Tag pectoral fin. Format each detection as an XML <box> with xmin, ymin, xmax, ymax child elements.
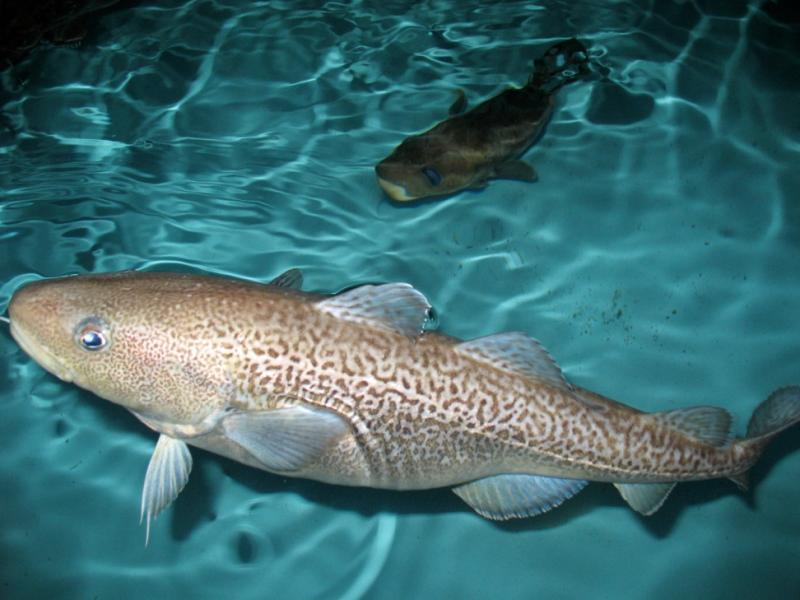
<box><xmin>222</xmin><ymin>405</ymin><xmax>350</xmax><ymax>472</ymax></box>
<box><xmin>493</xmin><ymin>160</ymin><xmax>538</xmax><ymax>182</ymax></box>
<box><xmin>140</xmin><ymin>434</ymin><xmax>192</xmax><ymax>546</ymax></box>
<box><xmin>453</xmin><ymin>474</ymin><xmax>587</xmax><ymax>520</ymax></box>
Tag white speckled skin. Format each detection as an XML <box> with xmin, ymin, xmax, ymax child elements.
<box><xmin>9</xmin><ymin>272</ymin><xmax>762</xmax><ymax>491</ymax></box>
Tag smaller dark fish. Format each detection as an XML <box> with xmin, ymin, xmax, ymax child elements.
<box><xmin>375</xmin><ymin>38</ymin><xmax>591</xmax><ymax>202</ymax></box>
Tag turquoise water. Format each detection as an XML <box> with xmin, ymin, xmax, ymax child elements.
<box><xmin>1</xmin><ymin>0</ymin><xmax>799</xmax><ymax>598</ymax></box>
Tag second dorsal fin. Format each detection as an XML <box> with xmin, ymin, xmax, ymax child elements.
<box><xmin>455</xmin><ymin>332</ymin><xmax>572</xmax><ymax>392</ymax></box>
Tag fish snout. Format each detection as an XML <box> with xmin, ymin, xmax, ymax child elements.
<box><xmin>8</xmin><ymin>280</ymin><xmax>78</xmax><ymax>382</ymax></box>
<box><xmin>8</xmin><ymin>280</ymin><xmax>58</xmax><ymax>328</ymax></box>
<box><xmin>375</xmin><ymin>162</ymin><xmax>416</xmax><ymax>202</ymax></box>
<box><xmin>374</xmin><ymin>161</ymin><xmax>389</xmax><ymax>180</ymax></box>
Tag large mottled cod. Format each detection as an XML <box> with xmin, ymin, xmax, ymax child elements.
<box><xmin>5</xmin><ymin>270</ymin><xmax>800</xmax><ymax>542</ymax></box>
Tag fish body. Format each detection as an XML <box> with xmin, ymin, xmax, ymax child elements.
<box><xmin>7</xmin><ymin>271</ymin><xmax>800</xmax><ymax>537</ymax></box>
<box><xmin>375</xmin><ymin>38</ymin><xmax>591</xmax><ymax>202</ymax></box>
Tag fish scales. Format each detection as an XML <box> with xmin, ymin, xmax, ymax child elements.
<box><xmin>7</xmin><ymin>270</ymin><xmax>799</xmax><ymax>535</ymax></box>
<box><xmin>152</xmin><ymin>281</ymin><xmax>754</xmax><ymax>488</ymax></box>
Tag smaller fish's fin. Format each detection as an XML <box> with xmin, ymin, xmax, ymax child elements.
<box><xmin>470</xmin><ymin>179</ymin><xmax>489</xmax><ymax>191</ymax></box>
<box><xmin>648</xmin><ymin>406</ymin><xmax>733</xmax><ymax>447</ymax></box>
<box><xmin>456</xmin><ymin>332</ymin><xmax>572</xmax><ymax>392</ymax></box>
<box><xmin>317</xmin><ymin>283</ymin><xmax>431</xmax><ymax>338</ymax></box>
<box><xmin>453</xmin><ymin>474</ymin><xmax>587</xmax><ymax>520</ymax></box>
<box><xmin>270</xmin><ymin>268</ymin><xmax>303</xmax><ymax>290</ymax></box>
<box><xmin>614</xmin><ymin>482</ymin><xmax>676</xmax><ymax>516</ymax></box>
<box><xmin>448</xmin><ymin>89</ymin><xmax>468</xmax><ymax>115</ymax></box>
<box><xmin>493</xmin><ymin>160</ymin><xmax>538</xmax><ymax>182</ymax></box>
<box><xmin>140</xmin><ymin>434</ymin><xmax>193</xmax><ymax>546</ymax></box>
<box><xmin>222</xmin><ymin>405</ymin><xmax>349</xmax><ymax>472</ymax></box>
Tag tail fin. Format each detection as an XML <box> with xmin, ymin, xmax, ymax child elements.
<box><xmin>528</xmin><ymin>38</ymin><xmax>590</xmax><ymax>93</ymax></box>
<box><xmin>729</xmin><ymin>386</ymin><xmax>800</xmax><ymax>490</ymax></box>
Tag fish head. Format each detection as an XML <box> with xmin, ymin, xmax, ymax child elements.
<box><xmin>8</xmin><ymin>272</ymin><xmax>231</xmax><ymax>424</ymax></box>
<box><xmin>375</xmin><ymin>133</ymin><xmax>486</xmax><ymax>202</ymax></box>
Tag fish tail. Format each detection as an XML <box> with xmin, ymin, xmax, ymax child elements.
<box><xmin>728</xmin><ymin>386</ymin><xmax>800</xmax><ymax>489</ymax></box>
<box><xmin>528</xmin><ymin>38</ymin><xmax>590</xmax><ymax>92</ymax></box>
<box><xmin>614</xmin><ymin>387</ymin><xmax>800</xmax><ymax>515</ymax></box>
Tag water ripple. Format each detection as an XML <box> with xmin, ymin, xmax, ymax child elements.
<box><xmin>1</xmin><ymin>1</ymin><xmax>799</xmax><ymax>598</ymax></box>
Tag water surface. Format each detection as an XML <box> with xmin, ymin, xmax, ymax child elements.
<box><xmin>1</xmin><ymin>1</ymin><xmax>798</xmax><ymax>598</ymax></box>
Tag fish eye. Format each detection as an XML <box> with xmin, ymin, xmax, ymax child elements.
<box><xmin>421</xmin><ymin>166</ymin><xmax>442</xmax><ymax>186</ymax></box>
<box><xmin>74</xmin><ymin>319</ymin><xmax>110</xmax><ymax>352</ymax></box>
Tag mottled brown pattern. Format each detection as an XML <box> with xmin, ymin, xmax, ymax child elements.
<box><xmin>9</xmin><ymin>272</ymin><xmax>764</xmax><ymax>492</ymax></box>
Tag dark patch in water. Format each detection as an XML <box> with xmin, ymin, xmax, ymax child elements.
<box><xmin>54</xmin><ymin>418</ymin><xmax>69</xmax><ymax>437</ymax></box>
<box><xmin>587</xmin><ymin>82</ymin><xmax>655</xmax><ymax>125</ymax></box>
<box><xmin>761</xmin><ymin>0</ymin><xmax>800</xmax><ymax>25</ymax></box>
<box><xmin>236</xmin><ymin>532</ymin><xmax>256</xmax><ymax>564</ymax></box>
<box><xmin>170</xmin><ymin>456</ymin><xmax>215</xmax><ymax>541</ymax></box>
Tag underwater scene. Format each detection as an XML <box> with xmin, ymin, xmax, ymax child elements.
<box><xmin>1</xmin><ymin>0</ymin><xmax>799</xmax><ymax>598</ymax></box>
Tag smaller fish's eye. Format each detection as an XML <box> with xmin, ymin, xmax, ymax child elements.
<box><xmin>421</xmin><ymin>166</ymin><xmax>442</xmax><ymax>186</ymax></box>
<box><xmin>74</xmin><ymin>318</ymin><xmax>109</xmax><ymax>352</ymax></box>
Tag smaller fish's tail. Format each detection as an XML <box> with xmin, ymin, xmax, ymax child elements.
<box><xmin>728</xmin><ymin>386</ymin><xmax>800</xmax><ymax>490</ymax></box>
<box><xmin>528</xmin><ymin>38</ymin><xmax>590</xmax><ymax>93</ymax></box>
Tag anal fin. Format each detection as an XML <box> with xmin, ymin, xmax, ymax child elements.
<box><xmin>614</xmin><ymin>482</ymin><xmax>676</xmax><ymax>516</ymax></box>
<box><xmin>453</xmin><ymin>474</ymin><xmax>587</xmax><ymax>520</ymax></box>
<box><xmin>728</xmin><ymin>472</ymin><xmax>749</xmax><ymax>491</ymax></box>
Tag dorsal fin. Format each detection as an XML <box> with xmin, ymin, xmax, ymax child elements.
<box><xmin>269</xmin><ymin>268</ymin><xmax>303</xmax><ymax>290</ymax></box>
<box><xmin>316</xmin><ymin>283</ymin><xmax>431</xmax><ymax>338</ymax></box>
<box><xmin>648</xmin><ymin>406</ymin><xmax>733</xmax><ymax>447</ymax></box>
<box><xmin>455</xmin><ymin>332</ymin><xmax>572</xmax><ymax>392</ymax></box>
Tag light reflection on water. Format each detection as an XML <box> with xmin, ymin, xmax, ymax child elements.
<box><xmin>0</xmin><ymin>1</ymin><xmax>798</xmax><ymax>598</ymax></box>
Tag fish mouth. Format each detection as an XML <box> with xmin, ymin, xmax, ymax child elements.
<box><xmin>377</xmin><ymin>177</ymin><xmax>417</xmax><ymax>202</ymax></box>
<box><xmin>9</xmin><ymin>318</ymin><xmax>75</xmax><ymax>384</ymax></box>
